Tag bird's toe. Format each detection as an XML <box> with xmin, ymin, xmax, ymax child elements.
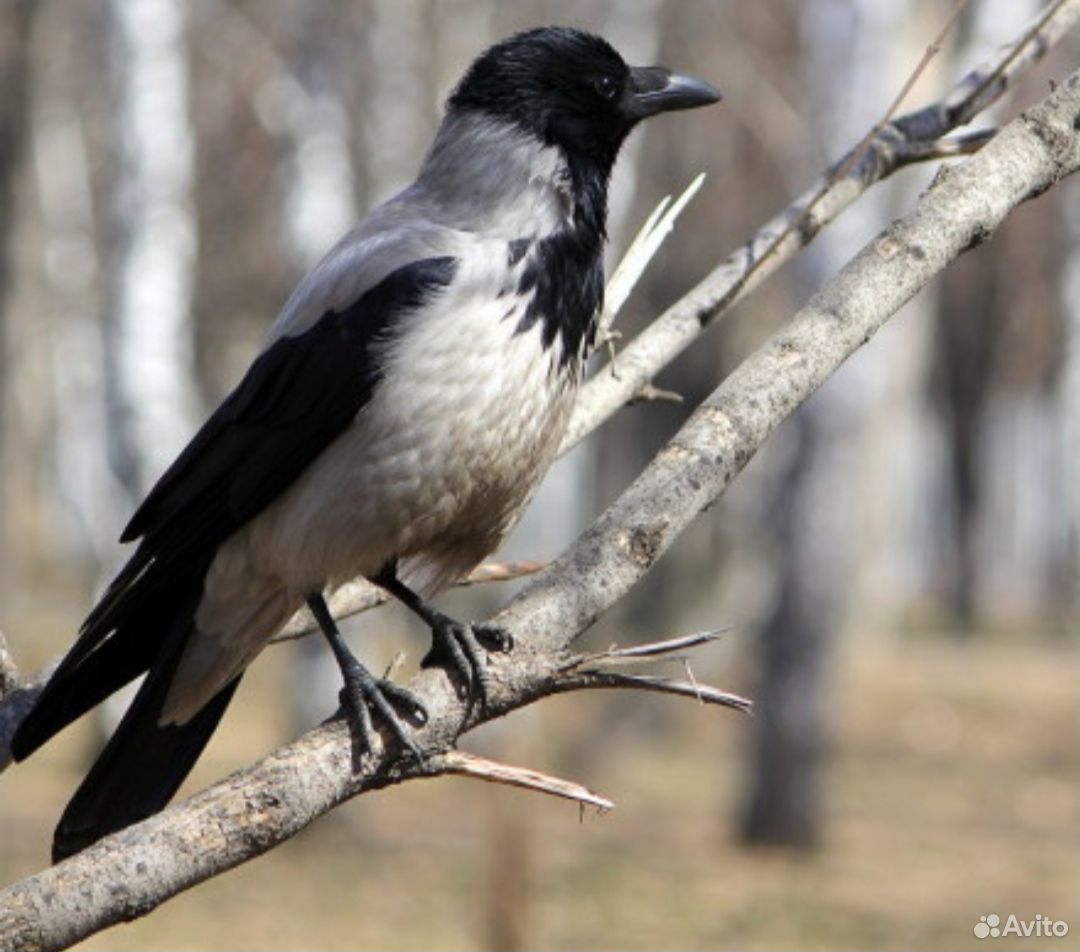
<box><xmin>339</xmin><ymin>670</ymin><xmax>426</xmax><ymax>761</ymax></box>
<box><xmin>421</xmin><ymin>618</ymin><xmax>508</xmax><ymax>705</ymax></box>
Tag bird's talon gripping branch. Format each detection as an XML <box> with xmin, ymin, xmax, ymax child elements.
<box><xmin>339</xmin><ymin>671</ymin><xmax>427</xmax><ymax>761</ymax></box>
<box><xmin>419</xmin><ymin>619</ymin><xmax>511</xmax><ymax>705</ymax></box>
<box><xmin>378</xmin><ymin>679</ymin><xmax>430</xmax><ymax>726</ymax></box>
<box><xmin>475</xmin><ymin>623</ymin><xmax>513</xmax><ymax>654</ymax></box>
<box><xmin>422</xmin><ymin>621</ymin><xmax>476</xmax><ymax>695</ymax></box>
<box><xmin>311</xmin><ymin>594</ymin><xmax>426</xmax><ymax>759</ymax></box>
<box><xmin>372</xmin><ymin>563</ymin><xmax>512</xmax><ymax>703</ymax></box>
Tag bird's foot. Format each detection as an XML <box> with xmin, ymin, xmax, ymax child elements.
<box><xmin>421</xmin><ymin>614</ymin><xmax>513</xmax><ymax>705</ymax></box>
<box><xmin>337</xmin><ymin>656</ymin><xmax>428</xmax><ymax>761</ymax></box>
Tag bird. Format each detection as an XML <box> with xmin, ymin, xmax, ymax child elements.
<box><xmin>11</xmin><ymin>25</ymin><xmax>720</xmax><ymax>862</ymax></box>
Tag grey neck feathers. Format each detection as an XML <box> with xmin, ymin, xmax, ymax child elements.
<box><xmin>415</xmin><ymin>112</ymin><xmax>573</xmax><ymax>237</ymax></box>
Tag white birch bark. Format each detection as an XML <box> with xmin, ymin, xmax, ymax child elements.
<box><xmin>33</xmin><ymin>75</ymin><xmax>129</xmax><ymax>561</ymax></box>
<box><xmin>798</xmin><ymin>0</ymin><xmax>934</xmax><ymax>627</ymax></box>
<box><xmin>96</xmin><ymin>0</ymin><xmax>199</xmax><ymax>736</ymax></box>
<box><xmin>106</xmin><ymin>0</ymin><xmax>198</xmax><ymax>496</ymax></box>
<box><xmin>281</xmin><ymin>23</ymin><xmax>356</xmax><ymax>269</ymax></box>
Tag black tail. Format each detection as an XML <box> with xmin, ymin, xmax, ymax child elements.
<box><xmin>11</xmin><ymin>547</ymin><xmax>242</xmax><ymax>861</ymax></box>
<box><xmin>11</xmin><ymin>549</ymin><xmax>213</xmax><ymax>762</ymax></box>
<box><xmin>52</xmin><ymin>670</ymin><xmax>240</xmax><ymax>862</ymax></box>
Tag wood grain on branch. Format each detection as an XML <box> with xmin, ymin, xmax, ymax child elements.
<box><xmin>2</xmin><ymin>56</ymin><xmax>1076</xmax><ymax>951</ymax></box>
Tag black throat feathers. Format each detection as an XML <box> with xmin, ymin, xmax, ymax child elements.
<box><xmin>513</xmin><ymin>153</ymin><xmax>608</xmax><ymax>369</ymax></box>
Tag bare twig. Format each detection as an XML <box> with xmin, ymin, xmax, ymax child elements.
<box><xmin>894</xmin><ymin>128</ymin><xmax>998</xmax><ymax>162</ymax></box>
<box><xmin>558</xmin><ymin>629</ymin><xmax>731</xmax><ymax>669</ymax></box>
<box><xmin>629</xmin><ymin>384</ymin><xmax>682</xmax><ymax>405</ymax></box>
<box><xmin>552</xmin><ymin>670</ymin><xmax>752</xmax><ymax>713</ymax></box>
<box><xmin>836</xmin><ymin>0</ymin><xmax>973</xmax><ymax>175</ymax></box>
<box><xmin>940</xmin><ymin>0</ymin><xmax>1077</xmax><ymax>123</ymax></box>
<box><xmin>431</xmin><ymin>751</ymin><xmax>614</xmax><ymax>812</ymax></box>
<box><xmin>553</xmin><ymin>629</ymin><xmax>748</xmax><ymax>711</ymax></box>
<box><xmin>592</xmin><ymin>174</ymin><xmax>707</xmax><ymax>377</ymax></box>
<box><xmin>602</xmin><ymin>173</ymin><xmax>707</xmax><ymax>331</ymax></box>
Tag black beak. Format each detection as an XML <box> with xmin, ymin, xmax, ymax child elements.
<box><xmin>625</xmin><ymin>66</ymin><xmax>722</xmax><ymax>120</ymax></box>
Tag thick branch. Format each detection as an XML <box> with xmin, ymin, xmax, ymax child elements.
<box><xmin>2</xmin><ymin>65</ymin><xmax>1076</xmax><ymax>952</ymax></box>
<box><xmin>560</xmin><ymin>0</ymin><xmax>1080</xmax><ymax>452</ymax></box>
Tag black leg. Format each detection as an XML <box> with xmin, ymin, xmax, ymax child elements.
<box><xmin>370</xmin><ymin>563</ymin><xmax>513</xmax><ymax>703</ymax></box>
<box><xmin>306</xmin><ymin>593</ymin><xmax>426</xmax><ymax>759</ymax></box>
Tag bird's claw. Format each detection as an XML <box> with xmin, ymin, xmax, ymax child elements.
<box><xmin>338</xmin><ymin>666</ymin><xmax>427</xmax><ymax>762</ymax></box>
<box><xmin>421</xmin><ymin>620</ymin><xmax>512</xmax><ymax>704</ymax></box>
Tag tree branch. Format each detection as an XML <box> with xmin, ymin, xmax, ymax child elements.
<box><xmin>2</xmin><ymin>57</ymin><xmax>1076</xmax><ymax>950</ymax></box>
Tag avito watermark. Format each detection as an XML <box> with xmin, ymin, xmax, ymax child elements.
<box><xmin>975</xmin><ymin>914</ymin><xmax>1069</xmax><ymax>940</ymax></box>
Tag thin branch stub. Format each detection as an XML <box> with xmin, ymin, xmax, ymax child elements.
<box><xmin>433</xmin><ymin>750</ymin><xmax>614</xmax><ymax>813</ymax></box>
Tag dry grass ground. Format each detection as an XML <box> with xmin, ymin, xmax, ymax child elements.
<box><xmin>1</xmin><ymin>610</ymin><xmax>1076</xmax><ymax>951</ymax></box>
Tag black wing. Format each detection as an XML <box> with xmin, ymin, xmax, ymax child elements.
<box><xmin>11</xmin><ymin>255</ymin><xmax>457</xmax><ymax>760</ymax></box>
<box><xmin>127</xmin><ymin>254</ymin><xmax>459</xmax><ymax>551</ymax></box>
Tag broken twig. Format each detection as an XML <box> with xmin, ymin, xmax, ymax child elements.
<box><xmin>431</xmin><ymin>750</ymin><xmax>614</xmax><ymax>812</ymax></box>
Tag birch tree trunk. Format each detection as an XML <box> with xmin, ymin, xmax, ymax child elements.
<box><xmin>32</xmin><ymin>7</ymin><xmax>129</xmax><ymax>565</ymax></box>
<box><xmin>739</xmin><ymin>0</ymin><xmax>916</xmax><ymax>848</ymax></box>
<box><xmin>96</xmin><ymin>0</ymin><xmax>198</xmax><ymax>738</ymax></box>
<box><xmin>0</xmin><ymin>0</ymin><xmax>35</xmax><ymax>557</ymax></box>
<box><xmin>103</xmin><ymin>0</ymin><xmax>198</xmax><ymax>500</ymax></box>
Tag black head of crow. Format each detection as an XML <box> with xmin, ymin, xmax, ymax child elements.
<box><xmin>11</xmin><ymin>26</ymin><xmax>720</xmax><ymax>862</ymax></box>
<box><xmin>450</xmin><ymin>26</ymin><xmax>719</xmax><ymax>183</ymax></box>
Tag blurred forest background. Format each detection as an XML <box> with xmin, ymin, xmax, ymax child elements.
<box><xmin>0</xmin><ymin>0</ymin><xmax>1077</xmax><ymax>950</ymax></box>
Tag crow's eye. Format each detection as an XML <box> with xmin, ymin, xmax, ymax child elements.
<box><xmin>593</xmin><ymin>75</ymin><xmax>619</xmax><ymax>101</ymax></box>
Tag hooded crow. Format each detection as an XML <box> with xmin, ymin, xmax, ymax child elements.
<box><xmin>12</xmin><ymin>25</ymin><xmax>720</xmax><ymax>861</ymax></box>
